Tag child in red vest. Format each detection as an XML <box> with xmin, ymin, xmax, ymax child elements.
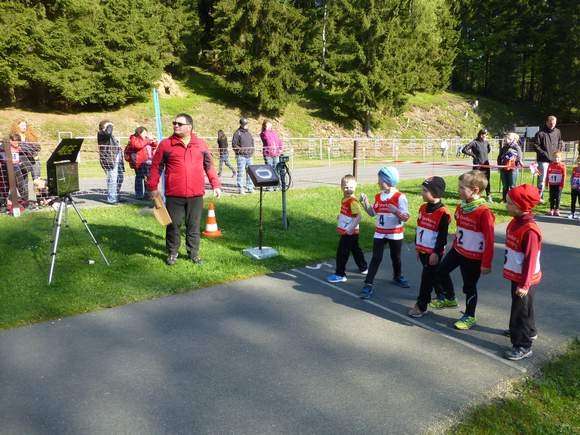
<box><xmin>326</xmin><ymin>174</ymin><xmax>368</xmax><ymax>283</ymax></box>
<box><xmin>408</xmin><ymin>176</ymin><xmax>451</xmax><ymax>317</ymax></box>
<box><xmin>432</xmin><ymin>170</ymin><xmax>495</xmax><ymax>330</ymax></box>
<box><xmin>503</xmin><ymin>184</ymin><xmax>542</xmax><ymax>360</ymax></box>
<box><xmin>545</xmin><ymin>151</ymin><xmax>566</xmax><ymax>216</ymax></box>
<box><xmin>569</xmin><ymin>156</ymin><xmax>580</xmax><ymax>219</ymax></box>
<box><xmin>359</xmin><ymin>166</ymin><xmax>410</xmax><ymax>299</ymax></box>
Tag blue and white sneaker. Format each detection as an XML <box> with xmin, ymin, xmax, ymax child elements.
<box><xmin>326</xmin><ymin>274</ymin><xmax>347</xmax><ymax>283</ymax></box>
<box><xmin>359</xmin><ymin>284</ymin><xmax>374</xmax><ymax>299</ymax></box>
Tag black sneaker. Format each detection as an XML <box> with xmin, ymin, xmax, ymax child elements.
<box><xmin>166</xmin><ymin>253</ymin><xmax>178</xmax><ymax>266</ymax></box>
<box><xmin>504</xmin><ymin>346</ymin><xmax>533</xmax><ymax>361</ymax></box>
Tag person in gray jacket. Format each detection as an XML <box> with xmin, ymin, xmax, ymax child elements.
<box><xmin>232</xmin><ymin>118</ymin><xmax>255</xmax><ymax>194</ymax></box>
<box><xmin>97</xmin><ymin>120</ymin><xmax>124</xmax><ymax>204</ymax></box>
<box><xmin>462</xmin><ymin>128</ymin><xmax>493</xmax><ymax>202</ymax></box>
<box><xmin>533</xmin><ymin>115</ymin><xmax>563</xmax><ymax>202</ymax></box>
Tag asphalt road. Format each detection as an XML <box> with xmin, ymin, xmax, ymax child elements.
<box><xmin>1</xmin><ymin>217</ymin><xmax>578</xmax><ymax>434</ymax></box>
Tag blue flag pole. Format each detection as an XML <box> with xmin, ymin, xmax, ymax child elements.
<box><xmin>153</xmin><ymin>88</ymin><xmax>163</xmax><ymax>141</ymax></box>
<box><xmin>153</xmin><ymin>88</ymin><xmax>165</xmax><ymax>199</ymax></box>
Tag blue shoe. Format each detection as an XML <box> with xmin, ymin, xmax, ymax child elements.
<box><xmin>393</xmin><ymin>276</ymin><xmax>410</xmax><ymax>288</ymax></box>
<box><xmin>359</xmin><ymin>284</ymin><xmax>374</xmax><ymax>299</ymax></box>
<box><xmin>326</xmin><ymin>274</ymin><xmax>347</xmax><ymax>284</ymax></box>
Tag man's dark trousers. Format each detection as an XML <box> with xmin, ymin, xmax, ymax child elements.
<box><xmin>166</xmin><ymin>196</ymin><xmax>204</xmax><ymax>258</ymax></box>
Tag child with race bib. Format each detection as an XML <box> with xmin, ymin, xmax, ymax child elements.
<box><xmin>358</xmin><ymin>166</ymin><xmax>410</xmax><ymax>299</ymax></box>
<box><xmin>326</xmin><ymin>174</ymin><xmax>368</xmax><ymax>283</ymax></box>
<box><xmin>408</xmin><ymin>176</ymin><xmax>451</xmax><ymax>317</ymax></box>
<box><xmin>545</xmin><ymin>151</ymin><xmax>566</xmax><ymax>216</ymax></box>
<box><xmin>503</xmin><ymin>184</ymin><xmax>542</xmax><ymax>360</ymax></box>
<box><xmin>569</xmin><ymin>156</ymin><xmax>580</xmax><ymax>219</ymax></box>
<box><xmin>432</xmin><ymin>170</ymin><xmax>495</xmax><ymax>330</ymax></box>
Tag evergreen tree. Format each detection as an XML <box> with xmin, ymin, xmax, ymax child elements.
<box><xmin>452</xmin><ymin>0</ymin><xmax>578</xmax><ymax>121</ymax></box>
<box><xmin>211</xmin><ymin>0</ymin><xmax>306</xmax><ymax>114</ymax></box>
<box><xmin>321</xmin><ymin>0</ymin><xmax>457</xmax><ymax>134</ymax></box>
<box><xmin>0</xmin><ymin>0</ymin><xmax>188</xmax><ymax>109</ymax></box>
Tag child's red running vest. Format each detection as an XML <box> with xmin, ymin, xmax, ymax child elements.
<box><xmin>570</xmin><ymin>166</ymin><xmax>580</xmax><ymax>190</ymax></box>
<box><xmin>373</xmin><ymin>191</ymin><xmax>404</xmax><ymax>235</ymax></box>
<box><xmin>452</xmin><ymin>204</ymin><xmax>493</xmax><ymax>260</ymax></box>
<box><xmin>415</xmin><ymin>203</ymin><xmax>450</xmax><ymax>254</ymax></box>
<box><xmin>503</xmin><ymin>220</ymin><xmax>542</xmax><ymax>285</ymax></box>
<box><xmin>337</xmin><ymin>197</ymin><xmax>360</xmax><ymax>235</ymax></box>
<box><xmin>546</xmin><ymin>162</ymin><xmax>565</xmax><ymax>187</ymax></box>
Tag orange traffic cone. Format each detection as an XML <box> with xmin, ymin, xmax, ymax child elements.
<box><xmin>202</xmin><ymin>202</ymin><xmax>222</xmax><ymax>237</ymax></box>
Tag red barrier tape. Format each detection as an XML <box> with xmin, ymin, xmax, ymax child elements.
<box><xmin>371</xmin><ymin>158</ymin><xmax>532</xmax><ymax>171</ymax></box>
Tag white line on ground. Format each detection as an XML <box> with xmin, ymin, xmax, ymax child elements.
<box><xmin>281</xmin><ymin>272</ymin><xmax>297</xmax><ymax>278</ymax></box>
<box><xmin>291</xmin><ymin>268</ymin><xmax>527</xmax><ymax>374</ymax></box>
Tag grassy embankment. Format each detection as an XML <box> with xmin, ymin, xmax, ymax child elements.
<box><xmin>0</xmin><ymin>67</ymin><xmax>543</xmax><ymax>143</ymax></box>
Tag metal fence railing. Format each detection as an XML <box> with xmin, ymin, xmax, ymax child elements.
<box><xmin>45</xmin><ymin>134</ymin><xmax>578</xmax><ymax>167</ymax></box>
<box><xmin>1</xmin><ymin>132</ymin><xmax>578</xmax><ymax>212</ymax></box>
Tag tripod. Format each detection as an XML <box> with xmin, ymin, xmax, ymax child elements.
<box><xmin>48</xmin><ymin>194</ymin><xmax>110</xmax><ymax>285</ymax></box>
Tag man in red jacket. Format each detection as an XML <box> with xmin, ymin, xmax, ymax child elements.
<box><xmin>147</xmin><ymin>113</ymin><xmax>222</xmax><ymax>266</ymax></box>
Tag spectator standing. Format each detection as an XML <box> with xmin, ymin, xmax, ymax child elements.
<box><xmin>497</xmin><ymin>132</ymin><xmax>523</xmax><ymax>202</ymax></box>
<box><xmin>0</xmin><ymin>134</ymin><xmax>29</xmax><ymax>209</ymax></box>
<box><xmin>10</xmin><ymin>119</ymin><xmax>41</xmax><ymax>181</ymax></box>
<box><xmin>232</xmin><ymin>118</ymin><xmax>255</xmax><ymax>194</ymax></box>
<box><xmin>533</xmin><ymin>115</ymin><xmax>563</xmax><ymax>202</ymax></box>
<box><xmin>216</xmin><ymin>129</ymin><xmax>236</xmax><ymax>178</ymax></box>
<box><xmin>146</xmin><ymin>113</ymin><xmax>221</xmax><ymax>266</ymax></box>
<box><xmin>439</xmin><ymin>139</ymin><xmax>449</xmax><ymax>158</ymax></box>
<box><xmin>124</xmin><ymin>127</ymin><xmax>157</xmax><ymax>200</ymax></box>
<box><xmin>260</xmin><ymin>119</ymin><xmax>284</xmax><ymax>169</ymax></box>
<box><xmin>97</xmin><ymin>120</ymin><xmax>124</xmax><ymax>204</ymax></box>
<box><xmin>462</xmin><ymin>128</ymin><xmax>493</xmax><ymax>202</ymax></box>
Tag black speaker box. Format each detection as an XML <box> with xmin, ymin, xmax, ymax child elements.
<box><xmin>247</xmin><ymin>165</ymin><xmax>280</xmax><ymax>187</ymax></box>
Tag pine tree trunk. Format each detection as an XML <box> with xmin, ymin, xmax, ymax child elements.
<box><xmin>364</xmin><ymin>111</ymin><xmax>372</xmax><ymax>137</ymax></box>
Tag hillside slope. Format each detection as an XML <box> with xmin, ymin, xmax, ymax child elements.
<box><xmin>0</xmin><ymin>67</ymin><xmax>543</xmax><ymax>142</ymax></box>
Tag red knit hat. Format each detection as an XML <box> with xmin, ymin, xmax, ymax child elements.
<box><xmin>507</xmin><ymin>184</ymin><xmax>540</xmax><ymax>212</ymax></box>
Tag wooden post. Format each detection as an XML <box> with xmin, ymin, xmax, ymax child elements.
<box><xmin>353</xmin><ymin>139</ymin><xmax>358</xmax><ymax>179</ymax></box>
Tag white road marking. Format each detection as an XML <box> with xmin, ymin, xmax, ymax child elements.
<box><xmin>305</xmin><ymin>262</ymin><xmax>333</xmax><ymax>270</ymax></box>
<box><xmin>292</xmin><ymin>268</ymin><xmax>527</xmax><ymax>373</ymax></box>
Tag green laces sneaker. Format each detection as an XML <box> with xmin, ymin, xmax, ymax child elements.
<box><xmin>429</xmin><ymin>298</ymin><xmax>458</xmax><ymax>309</ymax></box>
<box><xmin>454</xmin><ymin>315</ymin><xmax>477</xmax><ymax>330</ymax></box>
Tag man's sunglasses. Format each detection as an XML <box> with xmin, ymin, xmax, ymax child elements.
<box><xmin>172</xmin><ymin>121</ymin><xmax>190</xmax><ymax>127</ymax></box>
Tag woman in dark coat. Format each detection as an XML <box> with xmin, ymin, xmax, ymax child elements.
<box><xmin>497</xmin><ymin>132</ymin><xmax>523</xmax><ymax>202</ymax></box>
<box><xmin>462</xmin><ymin>128</ymin><xmax>493</xmax><ymax>202</ymax></box>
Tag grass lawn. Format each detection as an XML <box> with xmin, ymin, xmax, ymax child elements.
<box><xmin>448</xmin><ymin>339</ymin><xmax>580</xmax><ymax>435</ymax></box>
<box><xmin>0</xmin><ymin>172</ymin><xmax>572</xmax><ymax>330</ymax></box>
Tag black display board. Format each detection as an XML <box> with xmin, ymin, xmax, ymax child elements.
<box><xmin>46</xmin><ymin>138</ymin><xmax>83</xmax><ymax>197</ymax></box>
